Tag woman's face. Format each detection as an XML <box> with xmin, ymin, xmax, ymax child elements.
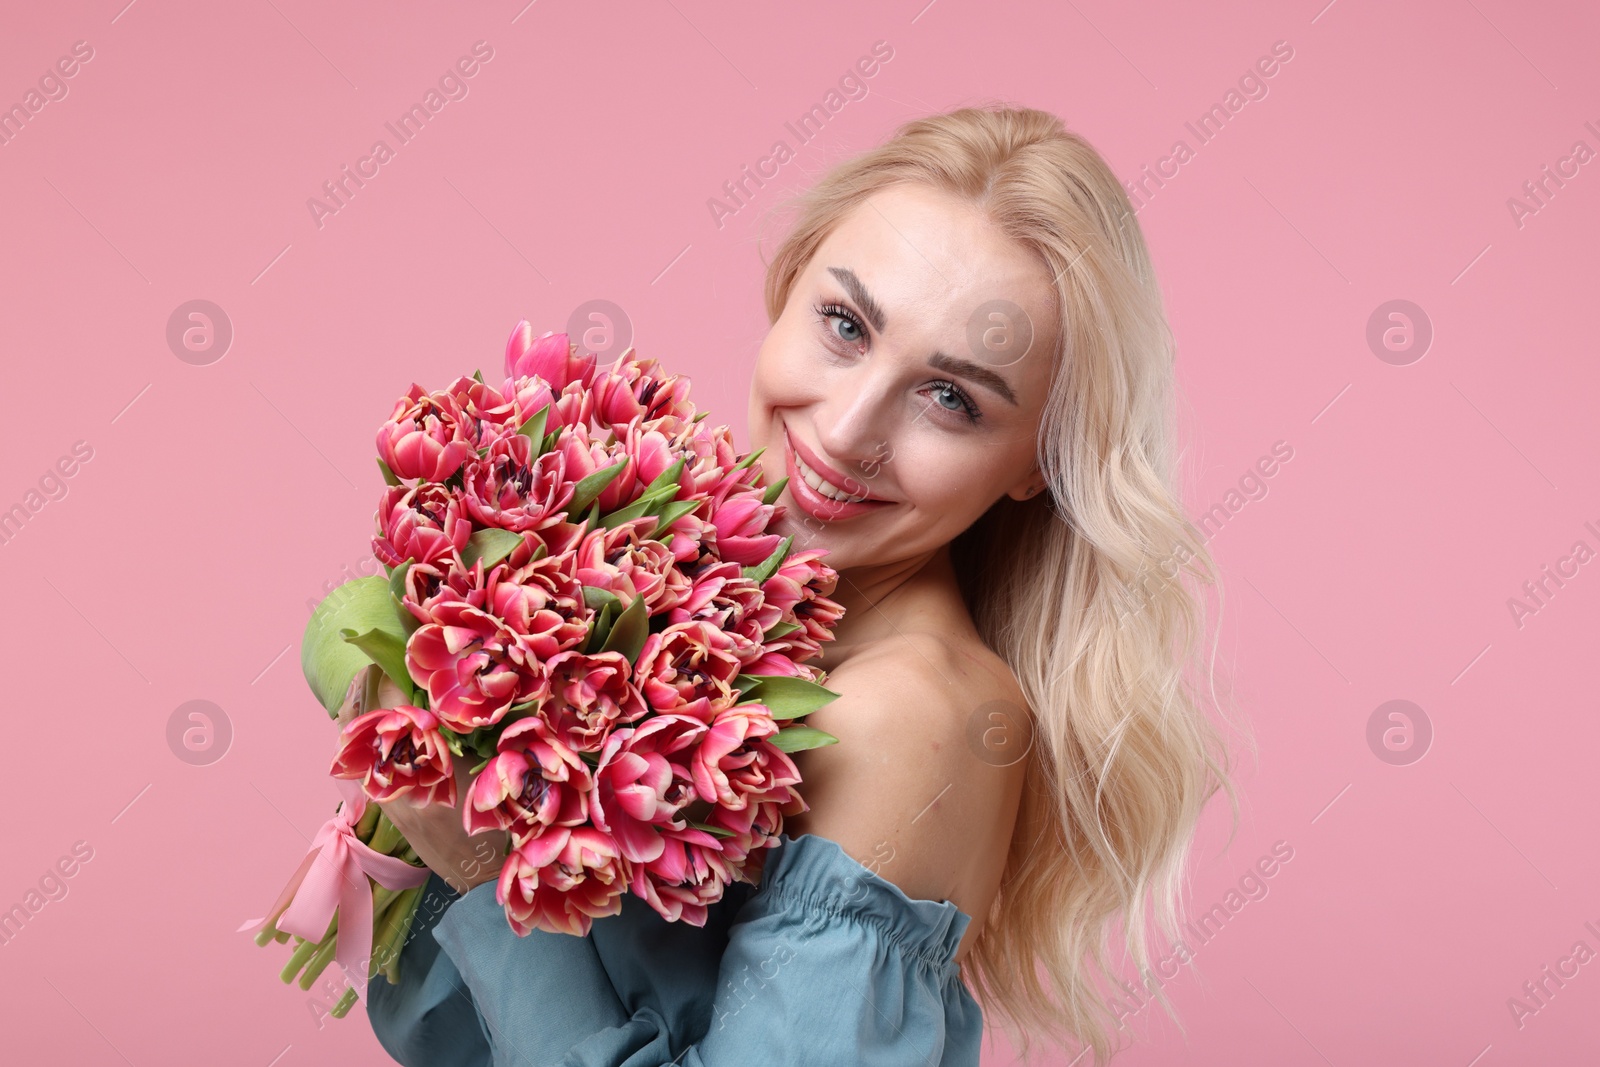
<box><xmin>747</xmin><ymin>181</ymin><xmax>1061</xmax><ymax>572</ymax></box>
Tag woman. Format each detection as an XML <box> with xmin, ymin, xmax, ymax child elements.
<box><xmin>351</xmin><ymin>103</ymin><xmax>1236</xmax><ymax>1066</ymax></box>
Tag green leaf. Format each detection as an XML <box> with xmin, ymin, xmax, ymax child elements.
<box><xmin>340</xmin><ymin>626</ymin><xmax>416</xmax><ymax>704</ymax></box>
<box><xmin>645</xmin><ymin>498</ymin><xmax>701</xmax><ymax>540</ymax></box>
<box><xmin>598</xmin><ymin>593</ymin><xmax>648</xmax><ymax>663</ymax></box>
<box><xmin>462</xmin><ymin>528</ymin><xmax>524</xmax><ymax>570</ymax></box>
<box><xmin>462</xmin><ymin>727</ymin><xmax>499</xmax><ymax>759</ymax></box>
<box><xmin>569</xmin><ymin>460</ymin><xmax>628</xmax><ymax>517</ymax></box>
<box><xmin>516</xmin><ymin>404</ymin><xmax>551</xmax><ymax>451</ymax></box>
<box><xmin>583</xmin><ymin>498</ymin><xmax>601</xmax><ymax>529</ymax></box>
<box><xmin>472</xmin><ymin>368</ymin><xmax>484</xmax><ymax>383</ymax></box>
<box><xmin>303</xmin><ymin>577</ymin><xmax>412</xmax><ymax>716</ymax></box>
<box><xmin>469</xmin><ymin>755</ymin><xmax>493</xmax><ymax>775</ymax></box>
<box><xmin>582</xmin><ymin>585</ymin><xmax>622</xmax><ymax>611</ymax></box>
<box><xmin>763</xmin><ymin>620</ymin><xmax>801</xmax><ymax>641</ymax></box>
<box><xmin>739</xmin><ymin>674</ymin><xmax>841</xmax><ymax>718</ymax></box>
<box><xmin>642</xmin><ymin>457</ymin><xmax>686</xmax><ymax>498</ymax></box>
<box><xmin>767</xmin><ymin>725</ymin><xmax>840</xmax><ymax>753</ymax></box>
<box><xmin>376</xmin><ymin>457</ymin><xmax>401</xmax><ymax>487</ymax></box>
<box><xmin>686</xmin><ymin>819</ymin><xmax>736</xmax><ymax>839</ymax></box>
<box><xmin>440</xmin><ymin>727</ymin><xmax>466</xmax><ymax>758</ymax></box>
<box><xmin>741</xmin><ymin>534</ymin><xmax>793</xmax><ymax>584</ymax></box>
<box><xmin>598</xmin><ymin>495</ymin><xmax>653</xmax><ymax>530</ymax></box>
<box><xmin>733</xmin><ymin>447</ymin><xmax>765</xmax><ymax>471</ymax></box>
<box><xmin>732</xmin><ymin>674</ymin><xmax>763</xmax><ymax>695</ymax></box>
<box><xmin>583</xmin><ymin>600</ymin><xmax>617</xmax><ymax>655</ymax></box>
<box><xmin>387</xmin><ymin>561</ymin><xmax>420</xmax><ymax>637</ymax></box>
<box><xmin>760</xmin><ymin>476</ymin><xmax>788</xmax><ymax>506</ymax></box>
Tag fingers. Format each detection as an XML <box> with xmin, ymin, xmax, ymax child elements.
<box><xmin>334</xmin><ymin>665</ymin><xmax>371</xmax><ymax>730</ymax></box>
<box><xmin>374</xmin><ymin>670</ymin><xmax>407</xmax><ymax>711</ymax></box>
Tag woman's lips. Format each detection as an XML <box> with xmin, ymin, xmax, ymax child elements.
<box><xmin>782</xmin><ymin>427</ymin><xmax>892</xmax><ymax>522</ymax></box>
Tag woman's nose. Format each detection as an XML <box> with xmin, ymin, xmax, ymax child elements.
<box><xmin>812</xmin><ymin>368</ymin><xmax>898</xmax><ymax>486</ymax></box>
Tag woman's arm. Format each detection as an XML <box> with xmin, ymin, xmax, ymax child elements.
<box><xmin>339</xmin><ymin>668</ymin><xmax>635</xmax><ymax>1065</ymax></box>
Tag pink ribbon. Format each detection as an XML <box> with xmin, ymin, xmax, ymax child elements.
<box><xmin>239</xmin><ymin>777</ymin><xmax>430</xmax><ymax>1004</ymax></box>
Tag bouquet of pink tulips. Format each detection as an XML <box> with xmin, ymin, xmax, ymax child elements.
<box><xmin>242</xmin><ymin>321</ymin><xmax>845</xmax><ymax>1018</ymax></box>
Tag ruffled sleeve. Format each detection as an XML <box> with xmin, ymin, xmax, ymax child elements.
<box><xmin>430</xmin><ymin>832</ymin><xmax>986</xmax><ymax>1067</ymax></box>
<box><xmin>365</xmin><ymin>869</ymin><xmax>634</xmax><ymax>1066</ymax></box>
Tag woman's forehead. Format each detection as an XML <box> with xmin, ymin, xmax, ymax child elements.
<box><xmin>805</xmin><ymin>186</ymin><xmax>1059</xmax><ymax>352</ymax></box>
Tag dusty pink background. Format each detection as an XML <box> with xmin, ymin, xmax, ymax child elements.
<box><xmin>1</xmin><ymin>0</ymin><xmax>1596</xmax><ymax>1064</ymax></box>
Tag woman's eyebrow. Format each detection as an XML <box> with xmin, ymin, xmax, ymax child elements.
<box><xmin>826</xmin><ymin>267</ymin><xmax>887</xmax><ymax>333</ymax></box>
<box><xmin>928</xmin><ymin>351</ymin><xmax>1019</xmax><ymax>405</ymax></box>
<box><xmin>827</xmin><ymin>265</ymin><xmax>1020</xmax><ymax>406</ymax></box>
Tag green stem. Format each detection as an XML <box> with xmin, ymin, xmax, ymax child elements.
<box><xmin>370</xmin><ymin>884</ymin><xmax>402</xmax><ymax>925</ymax></box>
<box><xmin>298</xmin><ymin>929</ymin><xmax>340</xmax><ymax>990</ymax></box>
<box><xmin>355</xmin><ymin>798</ymin><xmax>383</xmax><ymax>842</ymax></box>
<box><xmin>369</xmin><ymin>884</ymin><xmax>419</xmax><ymax>978</ymax></box>
<box><xmin>381</xmin><ymin>887</ymin><xmax>425</xmax><ymax>984</ymax></box>
<box><xmin>279</xmin><ymin>937</ymin><xmax>319</xmax><ymax>984</ymax></box>
<box><xmin>330</xmin><ymin>985</ymin><xmax>360</xmax><ymax>1019</ymax></box>
<box><xmin>367</xmin><ymin>811</ymin><xmax>406</xmax><ymax>856</ymax></box>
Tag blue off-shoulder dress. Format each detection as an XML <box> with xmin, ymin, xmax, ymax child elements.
<box><xmin>365</xmin><ymin>832</ymin><xmax>985</xmax><ymax>1066</ymax></box>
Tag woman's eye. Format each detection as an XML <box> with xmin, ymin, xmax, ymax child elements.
<box><xmin>927</xmin><ymin>381</ymin><xmax>981</xmax><ymax>422</ymax></box>
<box><xmin>813</xmin><ymin>303</ymin><xmax>867</xmax><ymax>348</ymax></box>
<box><xmin>831</xmin><ymin>315</ymin><xmax>862</xmax><ymax>343</ymax></box>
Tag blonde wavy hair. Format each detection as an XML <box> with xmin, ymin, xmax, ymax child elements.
<box><xmin>755</xmin><ymin>103</ymin><xmax>1244</xmax><ymax>1064</ymax></box>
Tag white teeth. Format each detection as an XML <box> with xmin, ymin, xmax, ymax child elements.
<box><xmin>794</xmin><ymin>452</ymin><xmax>857</xmax><ymax>501</ymax></box>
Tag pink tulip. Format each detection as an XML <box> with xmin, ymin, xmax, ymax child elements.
<box><xmin>627</xmin><ymin>824</ymin><xmax>732</xmax><ymax>926</ymax></box>
<box><xmin>691</xmin><ymin>703</ymin><xmax>802</xmax><ymax>812</ymax></box>
<box><xmin>617</xmin><ymin>424</ymin><xmax>680</xmax><ymax>498</ymax></box>
<box><xmin>551</xmin><ymin>379</ymin><xmax>598</xmax><ymax>431</ymax></box>
<box><xmin>738</xmin><ymin>650</ymin><xmax>818</xmax><ymax>680</ymax></box>
<box><xmin>496</xmin><ymin>825</ymin><xmax>627</xmax><ymax>937</ymax></box>
<box><xmin>498</xmin><ymin>373</ymin><xmax>561</xmax><ymax>435</ymax></box>
<box><xmin>503</xmin><ymin>322</ymin><xmax>597</xmax><ymax>392</ymax></box>
<box><xmin>372</xmin><ymin>483</ymin><xmax>471</xmax><ymax>568</ymax></box>
<box><xmin>706</xmin><ymin>489</ymin><xmax>784</xmax><ymax>566</ymax></box>
<box><xmin>405</xmin><ymin>600</ymin><xmax>547</xmax><ymax>732</ymax></box>
<box><xmin>700</xmin><ymin>790</ymin><xmax>800</xmax><ymax>871</ymax></box>
<box><xmin>586</xmin><ymin>369</ymin><xmax>647</xmax><ymax>431</ymax></box>
<box><xmin>762</xmin><ymin>548</ymin><xmax>843</xmax><ymax>643</ymax></box>
<box><xmin>591</xmin><ymin>715</ymin><xmax>707</xmax><ymax>864</ymax></box>
<box><xmin>665</xmin><ymin>561</ymin><xmax>776</xmax><ymax>658</ymax></box>
<box><xmin>633</xmin><ymin>621</ymin><xmax>745</xmax><ymax>718</ymax></box>
<box><xmin>460</xmin><ymin>431</ymin><xmax>574</xmax><ymax>533</ymax></box>
<box><xmin>375</xmin><ymin>384</ymin><xmax>474</xmax><ymax>482</ymax></box>
<box><xmin>573</xmin><ymin>517</ymin><xmax>689</xmax><ymax>617</ymax></box>
<box><xmin>484</xmin><ymin>554</ymin><xmax>589</xmax><ymax>662</ymax></box>
<box><xmin>440</xmin><ymin>375</ymin><xmax>519</xmax><ymax>448</ymax></box>
<box><xmin>539</xmin><ymin>649</ymin><xmax>649</xmax><ymax>753</ymax></box>
<box><xmin>462</xmin><ymin>715</ymin><xmax>590</xmax><ymax>837</ymax></box>
<box><xmin>330</xmin><ymin>704</ymin><xmax>455</xmax><ymax>806</ymax></box>
<box><xmin>612</xmin><ymin>354</ymin><xmax>698</xmax><ymax>426</ymax></box>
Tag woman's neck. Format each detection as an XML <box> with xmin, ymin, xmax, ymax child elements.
<box><xmin>814</xmin><ymin>541</ymin><xmax>964</xmax><ymax>669</ymax></box>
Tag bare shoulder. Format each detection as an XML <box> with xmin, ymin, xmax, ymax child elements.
<box><xmin>784</xmin><ymin>630</ymin><xmax>1032</xmax><ymax>952</ymax></box>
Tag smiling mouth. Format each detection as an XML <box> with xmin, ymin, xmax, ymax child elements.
<box><xmin>784</xmin><ymin>428</ymin><xmax>889</xmax><ymax>504</ymax></box>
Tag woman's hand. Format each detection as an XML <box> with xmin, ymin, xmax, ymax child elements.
<box><xmin>336</xmin><ymin>666</ymin><xmax>511</xmax><ymax>896</ymax></box>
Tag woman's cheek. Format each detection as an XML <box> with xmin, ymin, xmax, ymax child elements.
<box><xmin>911</xmin><ymin>449</ymin><xmax>994</xmax><ymax>519</ymax></box>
